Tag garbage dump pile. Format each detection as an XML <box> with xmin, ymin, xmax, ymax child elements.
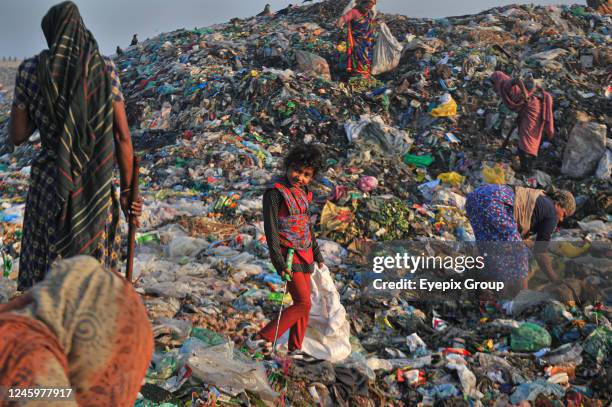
<box><xmin>0</xmin><ymin>62</ymin><xmax>18</xmax><ymax>154</ymax></box>
<box><xmin>1</xmin><ymin>0</ymin><xmax>612</xmax><ymax>405</ymax></box>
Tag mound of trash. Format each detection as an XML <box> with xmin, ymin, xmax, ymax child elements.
<box><xmin>0</xmin><ymin>1</ymin><xmax>610</xmax><ymax>405</ymax></box>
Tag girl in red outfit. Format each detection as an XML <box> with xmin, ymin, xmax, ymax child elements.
<box><xmin>247</xmin><ymin>144</ymin><xmax>325</xmax><ymax>354</ymax></box>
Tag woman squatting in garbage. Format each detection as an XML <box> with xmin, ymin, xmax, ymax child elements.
<box><xmin>465</xmin><ymin>184</ymin><xmax>576</xmax><ymax>297</ymax></box>
<box><xmin>246</xmin><ymin>144</ymin><xmax>326</xmax><ymax>354</ymax></box>
<box><xmin>337</xmin><ymin>0</ymin><xmax>378</xmax><ymax>79</ymax></box>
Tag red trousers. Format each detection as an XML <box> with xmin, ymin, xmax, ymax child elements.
<box><xmin>259</xmin><ymin>272</ymin><xmax>311</xmax><ymax>351</ymax></box>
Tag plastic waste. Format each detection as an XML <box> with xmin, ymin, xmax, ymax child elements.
<box><xmin>371</xmin><ymin>23</ymin><xmax>403</xmax><ymax>75</ymax></box>
<box><xmin>357</xmin><ymin>175</ymin><xmax>378</xmax><ymax>193</ymax></box>
<box><xmin>295</xmin><ymin>50</ymin><xmax>331</xmax><ymax>80</ymax></box>
<box><xmin>406</xmin><ymin>333</ymin><xmax>427</xmax><ymax>354</ymax></box>
<box><xmin>511</xmin><ymin>323</ymin><xmax>552</xmax><ymax>352</ymax></box>
<box><xmin>302</xmin><ymin>264</ymin><xmax>352</xmax><ymax>363</ymax></box>
<box><xmin>447</xmin><ymin>362</ymin><xmax>483</xmax><ymax>399</ymax></box>
<box><xmin>187</xmin><ymin>343</ymin><xmax>278</xmax><ymax>403</ymax></box>
<box><xmin>482</xmin><ymin>164</ymin><xmax>507</xmax><ymax>184</ymax></box>
<box><xmin>404</xmin><ymin>154</ymin><xmax>434</xmax><ymax>168</ymax></box>
<box><xmin>430</xmin><ymin>94</ymin><xmax>457</xmax><ymax>117</ymax></box>
<box><xmin>510</xmin><ymin>378</ymin><xmax>565</xmax><ymax>404</ymax></box>
<box><xmin>583</xmin><ymin>326</ymin><xmax>611</xmax><ymax>362</ymax></box>
<box><xmin>437</xmin><ymin>172</ymin><xmax>464</xmax><ymax>186</ymax></box>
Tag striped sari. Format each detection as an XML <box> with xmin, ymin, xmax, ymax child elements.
<box><xmin>14</xmin><ymin>1</ymin><xmax>122</xmax><ymax>289</ymax></box>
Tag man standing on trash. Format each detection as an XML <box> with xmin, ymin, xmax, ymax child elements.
<box><xmin>246</xmin><ymin>144</ymin><xmax>325</xmax><ymax>355</ymax></box>
<box><xmin>8</xmin><ymin>1</ymin><xmax>141</xmax><ymax>289</ymax></box>
<box><xmin>131</xmin><ymin>34</ymin><xmax>138</xmax><ymax>46</ymax></box>
<box><xmin>337</xmin><ymin>0</ymin><xmax>378</xmax><ymax>79</ymax></box>
<box><xmin>490</xmin><ymin>71</ymin><xmax>555</xmax><ymax>174</ymax></box>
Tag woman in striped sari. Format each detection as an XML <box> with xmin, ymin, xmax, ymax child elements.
<box><xmin>8</xmin><ymin>1</ymin><xmax>141</xmax><ymax>289</ymax></box>
<box><xmin>337</xmin><ymin>0</ymin><xmax>378</xmax><ymax>78</ymax></box>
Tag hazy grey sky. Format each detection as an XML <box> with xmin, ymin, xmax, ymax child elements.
<box><xmin>1</xmin><ymin>0</ymin><xmax>577</xmax><ymax>58</ymax></box>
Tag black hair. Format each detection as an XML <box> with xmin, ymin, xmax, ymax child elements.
<box><xmin>283</xmin><ymin>143</ymin><xmax>325</xmax><ymax>175</ymax></box>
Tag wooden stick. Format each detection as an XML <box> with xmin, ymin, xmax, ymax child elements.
<box><xmin>125</xmin><ymin>156</ymin><xmax>140</xmax><ymax>283</ymax></box>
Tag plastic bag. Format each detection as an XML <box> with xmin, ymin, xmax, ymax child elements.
<box><xmin>371</xmin><ymin>23</ymin><xmax>403</xmax><ymax>75</ymax></box>
<box><xmin>295</xmin><ymin>50</ymin><xmax>331</xmax><ymax>80</ymax></box>
<box><xmin>482</xmin><ymin>165</ymin><xmax>507</xmax><ymax>185</ymax></box>
<box><xmin>511</xmin><ymin>322</ymin><xmax>551</xmax><ymax>352</ymax></box>
<box><xmin>301</xmin><ymin>264</ymin><xmax>352</xmax><ymax>363</ymax></box>
<box><xmin>168</xmin><ymin>236</ymin><xmax>208</xmax><ymax>257</ymax></box>
<box><xmin>437</xmin><ymin>172</ymin><xmax>464</xmax><ymax>186</ymax></box>
<box><xmin>404</xmin><ymin>154</ymin><xmax>434</xmax><ymax>167</ymax></box>
<box><xmin>430</xmin><ymin>94</ymin><xmax>457</xmax><ymax>117</ymax></box>
<box><xmin>358</xmin><ymin>175</ymin><xmax>378</xmax><ymax>192</ymax></box>
<box><xmin>187</xmin><ymin>343</ymin><xmax>278</xmax><ymax>403</ymax></box>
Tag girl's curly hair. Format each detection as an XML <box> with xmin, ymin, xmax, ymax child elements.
<box><xmin>283</xmin><ymin>144</ymin><xmax>325</xmax><ymax>175</ymax></box>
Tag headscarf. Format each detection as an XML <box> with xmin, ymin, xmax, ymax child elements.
<box><xmin>490</xmin><ymin>71</ymin><xmax>555</xmax><ymax>141</ymax></box>
<box><xmin>357</xmin><ymin>0</ymin><xmax>377</xmax><ymax>13</ymax></box>
<box><xmin>490</xmin><ymin>71</ymin><xmax>530</xmax><ymax>112</ymax></box>
<box><xmin>0</xmin><ymin>256</ymin><xmax>153</xmax><ymax>406</ymax></box>
<box><xmin>36</xmin><ymin>2</ymin><xmax>117</xmax><ymax>258</ymax></box>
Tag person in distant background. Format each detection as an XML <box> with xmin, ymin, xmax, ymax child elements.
<box><xmin>8</xmin><ymin>1</ymin><xmax>141</xmax><ymax>290</ymax></box>
<box><xmin>586</xmin><ymin>0</ymin><xmax>612</xmax><ymax>14</ymax></box>
<box><xmin>490</xmin><ymin>71</ymin><xmax>555</xmax><ymax>174</ymax></box>
<box><xmin>116</xmin><ymin>45</ymin><xmax>124</xmax><ymax>56</ymax></box>
<box><xmin>130</xmin><ymin>33</ymin><xmax>138</xmax><ymax>46</ymax></box>
<box><xmin>337</xmin><ymin>0</ymin><xmax>378</xmax><ymax>79</ymax></box>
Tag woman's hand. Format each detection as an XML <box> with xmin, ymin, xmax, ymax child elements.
<box><xmin>120</xmin><ymin>193</ymin><xmax>142</xmax><ymax>228</ymax></box>
<box><xmin>337</xmin><ymin>17</ymin><xmax>345</xmax><ymax>29</ymax></box>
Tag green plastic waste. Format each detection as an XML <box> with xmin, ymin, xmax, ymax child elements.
<box><xmin>190</xmin><ymin>327</ymin><xmax>227</xmax><ymax>347</ymax></box>
<box><xmin>146</xmin><ymin>353</ymin><xmax>177</xmax><ymax>381</ymax></box>
<box><xmin>403</xmin><ymin>154</ymin><xmax>434</xmax><ymax>168</ymax></box>
<box><xmin>136</xmin><ymin>232</ymin><xmax>161</xmax><ymax>245</ymax></box>
<box><xmin>268</xmin><ymin>292</ymin><xmax>284</xmax><ymax>303</ymax></box>
<box><xmin>583</xmin><ymin>326</ymin><xmax>612</xmax><ymax>362</ymax></box>
<box><xmin>511</xmin><ymin>322</ymin><xmax>551</xmax><ymax>352</ymax></box>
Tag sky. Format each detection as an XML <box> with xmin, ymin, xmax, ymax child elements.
<box><xmin>1</xmin><ymin>0</ymin><xmax>578</xmax><ymax>58</ymax></box>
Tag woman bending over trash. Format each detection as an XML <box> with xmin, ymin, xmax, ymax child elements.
<box><xmin>247</xmin><ymin>144</ymin><xmax>325</xmax><ymax>354</ymax></box>
<box><xmin>465</xmin><ymin>185</ymin><xmax>575</xmax><ymax>296</ymax></box>
<box><xmin>8</xmin><ymin>1</ymin><xmax>141</xmax><ymax>289</ymax></box>
<box><xmin>0</xmin><ymin>256</ymin><xmax>153</xmax><ymax>406</ymax></box>
<box><xmin>337</xmin><ymin>0</ymin><xmax>378</xmax><ymax>79</ymax></box>
<box><xmin>490</xmin><ymin>71</ymin><xmax>555</xmax><ymax>174</ymax></box>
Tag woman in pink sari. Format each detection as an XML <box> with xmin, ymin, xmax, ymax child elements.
<box><xmin>490</xmin><ymin>71</ymin><xmax>555</xmax><ymax>174</ymax></box>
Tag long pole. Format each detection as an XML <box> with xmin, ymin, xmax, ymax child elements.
<box><xmin>272</xmin><ymin>248</ymin><xmax>294</xmax><ymax>352</ymax></box>
<box><xmin>125</xmin><ymin>156</ymin><xmax>140</xmax><ymax>283</ymax></box>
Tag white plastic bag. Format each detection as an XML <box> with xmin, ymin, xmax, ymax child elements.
<box><xmin>301</xmin><ymin>264</ymin><xmax>352</xmax><ymax>363</ymax></box>
<box><xmin>371</xmin><ymin>23</ymin><xmax>403</xmax><ymax>75</ymax></box>
<box><xmin>187</xmin><ymin>343</ymin><xmax>278</xmax><ymax>404</ymax></box>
